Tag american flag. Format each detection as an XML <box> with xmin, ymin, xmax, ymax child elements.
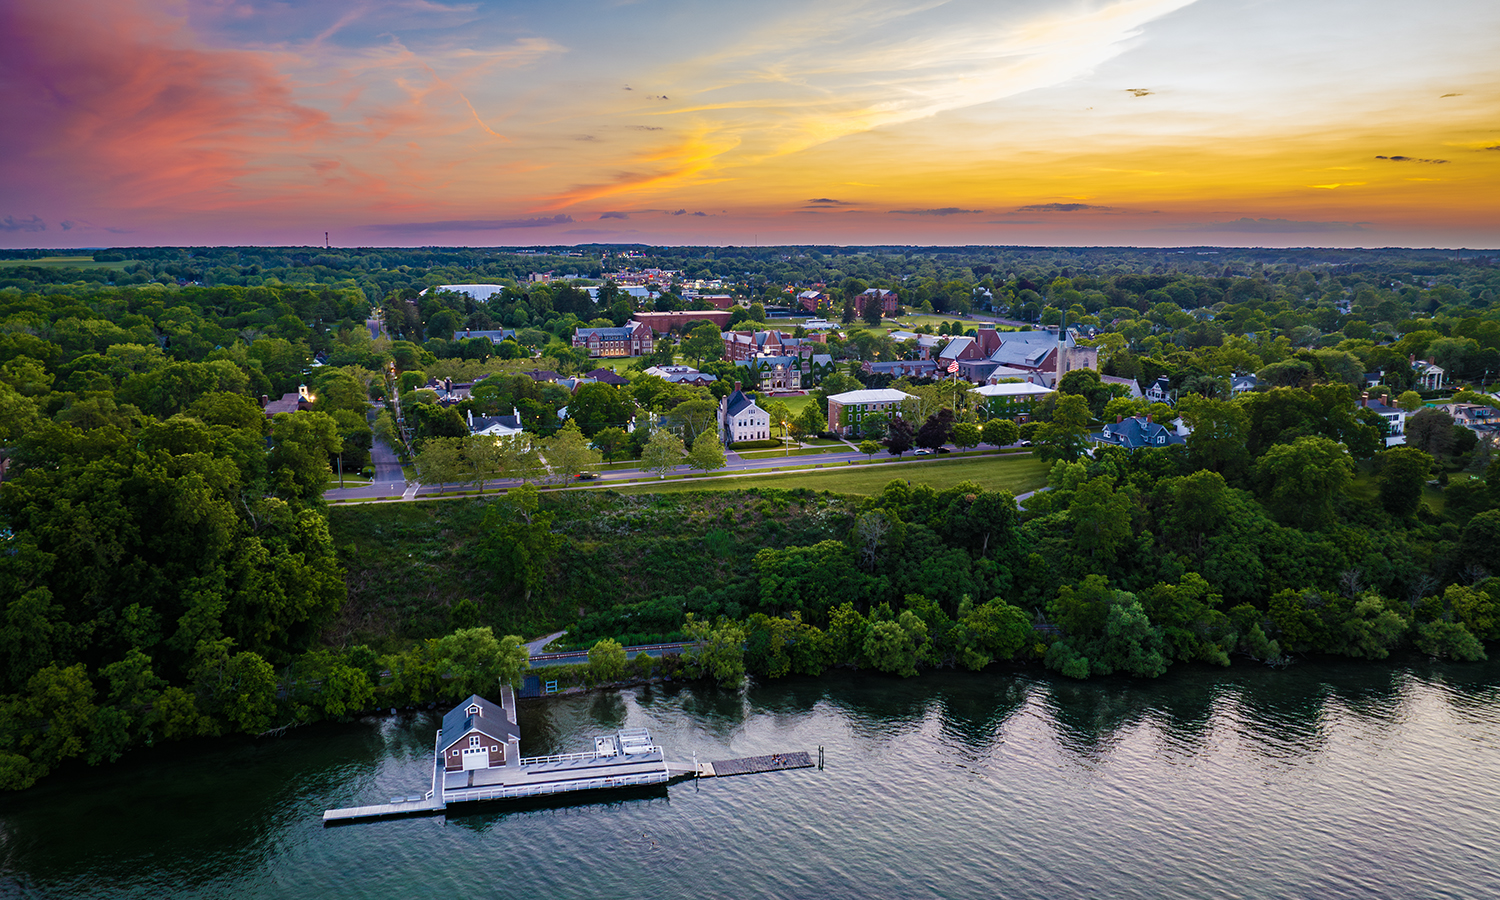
<box><xmin>946</xmin><ymin>359</ymin><xmax>959</xmax><ymax>374</ymax></box>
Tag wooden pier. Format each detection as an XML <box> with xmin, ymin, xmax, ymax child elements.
<box><xmin>322</xmin><ymin>796</ymin><xmax>444</xmax><ymax>824</ymax></box>
<box><xmin>709</xmin><ymin>751</ymin><xmax>814</xmax><ymax>777</ymax></box>
<box><xmin>321</xmin><ymin>688</ymin><xmax>819</xmax><ymax>825</ymax></box>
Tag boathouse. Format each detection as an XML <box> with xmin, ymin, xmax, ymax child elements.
<box><xmin>440</xmin><ymin>694</ymin><xmax>521</xmax><ymax>774</ymax></box>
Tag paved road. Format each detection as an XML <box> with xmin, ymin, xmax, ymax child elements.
<box><xmin>360</xmin><ymin>411</ymin><xmax>409</xmax><ymax>496</ymax></box>
<box><xmin>524</xmin><ymin>631</ymin><xmax>566</xmax><ymax>655</ymax></box>
<box><xmin>324</xmin><ymin>443</ymin><xmax>1033</xmax><ymax>502</ymax></box>
<box><xmin>527</xmin><ymin>641</ymin><xmax>695</xmax><ymax>669</ymax></box>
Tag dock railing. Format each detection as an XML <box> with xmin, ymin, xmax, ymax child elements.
<box><xmin>518</xmin><ymin>746</ymin><xmax>660</xmax><ymax>767</ymax></box>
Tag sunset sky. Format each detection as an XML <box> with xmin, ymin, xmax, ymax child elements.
<box><xmin>2</xmin><ymin>0</ymin><xmax>1497</xmax><ymax>249</ymax></box>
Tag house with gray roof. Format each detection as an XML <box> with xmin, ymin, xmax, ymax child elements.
<box><xmin>719</xmin><ymin>384</ymin><xmax>771</xmax><ymax>443</ymax></box>
<box><xmin>439</xmin><ymin>693</ymin><xmax>521</xmax><ymax>779</ymax></box>
<box><xmin>1095</xmin><ymin>415</ymin><xmax>1186</xmax><ymax>451</ymax></box>
<box><xmin>468</xmin><ymin>408</ymin><xmax>525</xmax><ymax>438</ymax></box>
<box><xmin>586</xmin><ymin>368</ymin><xmax>629</xmax><ymax>386</ymax></box>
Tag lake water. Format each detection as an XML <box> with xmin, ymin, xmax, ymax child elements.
<box><xmin>5</xmin><ymin>659</ymin><xmax>1500</xmax><ymax>899</ymax></box>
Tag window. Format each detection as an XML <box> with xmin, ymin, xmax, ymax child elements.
<box><xmin>469</xmin><ymin>736</ymin><xmax>481</xmax><ymax>748</ymax></box>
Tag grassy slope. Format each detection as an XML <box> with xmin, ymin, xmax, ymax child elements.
<box><xmin>613</xmin><ymin>455</ymin><xmax>1050</xmax><ymax>497</ymax></box>
<box><xmin>327</xmin><ymin>455</ymin><xmax>1047</xmax><ymax>645</ymax></box>
<box><xmin>329</xmin><ymin>488</ymin><xmax>860</xmax><ymax>646</ymax></box>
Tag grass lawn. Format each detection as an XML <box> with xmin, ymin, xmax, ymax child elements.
<box><xmin>613</xmin><ymin>454</ymin><xmax>1050</xmax><ymax>497</ymax></box>
<box><xmin>581</xmin><ymin>357</ymin><xmax>638</xmax><ymax>373</ymax></box>
<box><xmin>0</xmin><ymin>256</ymin><xmax>135</xmax><ymax>270</ymax></box>
<box><xmin>878</xmin><ymin>315</ymin><xmax>1022</xmax><ymax>335</ymax></box>
<box><xmin>737</xmin><ymin>447</ymin><xmax>837</xmax><ymax>459</ymax></box>
<box><xmin>771</xmin><ymin>394</ymin><xmax>816</xmax><ymax>417</ymax></box>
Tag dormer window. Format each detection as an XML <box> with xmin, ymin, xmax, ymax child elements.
<box><xmin>467</xmin><ymin>704</ymin><xmax>480</xmax><ymax>716</ymax></box>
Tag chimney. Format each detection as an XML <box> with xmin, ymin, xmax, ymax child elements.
<box><xmin>1146</xmin><ymin>414</ymin><xmax>1153</xmax><ymax>424</ymax></box>
<box><xmin>1116</xmin><ymin>415</ymin><xmax>1122</xmax><ymax>423</ymax></box>
<box><xmin>734</xmin><ymin>381</ymin><xmax>742</xmax><ymax>392</ymax></box>
<box><xmin>259</xmin><ymin>394</ymin><xmax>269</xmax><ymax>408</ymax></box>
<box><xmin>1361</xmin><ymin>391</ymin><xmax>1369</xmax><ymax>407</ymax></box>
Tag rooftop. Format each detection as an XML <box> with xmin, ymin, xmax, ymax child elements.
<box><xmin>971</xmin><ymin>383</ymin><xmax>1056</xmax><ymax>398</ymax></box>
<box><xmin>827</xmin><ymin>388</ymin><xmax>915</xmax><ymax>404</ymax></box>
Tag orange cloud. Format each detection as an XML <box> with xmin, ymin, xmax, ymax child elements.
<box><xmin>0</xmin><ymin>0</ymin><xmax>347</xmax><ymax>216</ymax></box>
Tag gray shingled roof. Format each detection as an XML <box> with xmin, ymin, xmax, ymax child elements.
<box><xmin>438</xmin><ymin>693</ymin><xmax>519</xmax><ymax>752</ymax></box>
<box><xmin>724</xmin><ymin>389</ymin><xmax>761</xmax><ymax>418</ymax></box>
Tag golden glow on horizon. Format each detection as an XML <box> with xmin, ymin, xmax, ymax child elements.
<box><xmin>1</xmin><ymin>0</ymin><xmax>1496</xmax><ymax>247</ymax></box>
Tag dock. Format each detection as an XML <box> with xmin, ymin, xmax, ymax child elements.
<box><xmin>708</xmin><ymin>751</ymin><xmax>814</xmax><ymax>777</ymax></box>
<box><xmin>321</xmin><ymin>687</ymin><xmax>819</xmax><ymax>825</ymax></box>
<box><xmin>322</xmin><ymin>796</ymin><xmax>444</xmax><ymax>823</ymax></box>
<box><xmin>663</xmin><ymin>750</ymin><xmax>816</xmax><ymax>779</ymax></box>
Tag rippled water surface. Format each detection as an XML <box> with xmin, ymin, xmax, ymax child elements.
<box><xmin>6</xmin><ymin>660</ymin><xmax>1500</xmax><ymax>899</ymax></box>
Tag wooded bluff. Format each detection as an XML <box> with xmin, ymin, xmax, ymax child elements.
<box><xmin>1</xmin><ymin>245</ymin><xmax>1499</xmax><ymax>791</ymax></box>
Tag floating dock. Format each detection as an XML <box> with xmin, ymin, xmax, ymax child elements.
<box><xmin>707</xmin><ymin>751</ymin><xmax>814</xmax><ymax>777</ymax></box>
<box><xmin>322</xmin><ymin>686</ymin><xmax>815</xmax><ymax>825</ymax></box>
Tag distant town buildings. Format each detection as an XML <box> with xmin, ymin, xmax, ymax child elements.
<box><xmin>937</xmin><ymin>326</ymin><xmax>1097</xmax><ymax>387</ymax></box>
<box><xmin>572</xmin><ymin>321</ymin><xmax>654</xmax><ymax>357</ymax></box>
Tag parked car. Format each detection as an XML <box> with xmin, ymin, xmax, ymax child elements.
<box><xmin>913</xmin><ymin>448</ymin><xmax>932</xmax><ymax>456</ymax></box>
<box><xmin>936</xmin><ymin>447</ymin><xmax>951</xmax><ymax>454</ymax></box>
<box><xmin>1019</xmin><ymin>440</ymin><xmax>1033</xmax><ymax>447</ymax></box>
<box><xmin>576</xmin><ymin>472</ymin><xmax>600</xmax><ymax>480</ymax></box>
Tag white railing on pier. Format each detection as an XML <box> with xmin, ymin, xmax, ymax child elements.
<box><xmin>518</xmin><ymin>746</ymin><xmax>661</xmax><ymax>767</ymax></box>
<box><xmin>442</xmin><ymin>770</ymin><xmax>669</xmax><ymax>805</ymax></box>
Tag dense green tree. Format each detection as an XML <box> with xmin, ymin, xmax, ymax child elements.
<box><xmin>434</xmin><ymin>627</ymin><xmax>529</xmax><ymax>697</ymax></box>
<box><xmin>268</xmin><ymin>411</ymin><xmax>342</xmax><ymax>500</ymax></box>
<box><xmin>543</xmin><ymin>422</ymin><xmax>602</xmax><ymax>482</ymax></box>
<box><xmin>980</xmin><ymin>417</ymin><xmax>1019</xmax><ymax>448</ymax></box>
<box><xmin>687</xmin><ymin>429</ymin><xmax>728</xmax><ymax>472</ymax></box>
<box><xmin>478</xmin><ymin>484</ymin><xmax>559</xmax><ymax>602</ymax></box>
<box><xmin>680</xmin><ymin>322</ymin><xmax>726</xmax><ymax>365</ymax></box>
<box><xmin>593</xmin><ymin>426</ymin><xmax>632</xmax><ymax>461</ymax></box>
<box><xmin>1253</xmin><ymin>436</ymin><xmax>1352</xmax><ymax>529</ymax></box>
<box><xmin>1376</xmin><ymin>447</ymin><xmax>1432</xmax><ymax>517</ymax></box>
<box><xmin>1177</xmin><ymin>395</ymin><xmax>1250</xmax><ymax>482</ymax></box>
<box><xmin>1034</xmin><ymin>394</ymin><xmax>1093</xmax><ymax>461</ymax></box>
<box><xmin>950</xmin><ymin>422</ymin><xmax>980</xmax><ymax>451</ymax></box>
<box><xmin>568</xmin><ymin>383</ymin><xmax>634</xmax><ymax>437</ymax></box>
<box><xmin>683</xmin><ymin>615</ymin><xmax>747</xmax><ymax>686</ymax></box>
<box><xmin>587</xmin><ymin>638</ymin><xmax>628</xmax><ymax>685</ymax></box>
<box><xmin>641</xmin><ymin>429</ymin><xmax>685</xmax><ymax>479</ymax></box>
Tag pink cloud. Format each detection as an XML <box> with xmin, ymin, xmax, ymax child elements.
<box><xmin>0</xmin><ymin>0</ymin><xmax>351</xmax><ymax>220</ymax></box>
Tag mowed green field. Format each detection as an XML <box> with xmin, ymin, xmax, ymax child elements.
<box><xmin>0</xmin><ymin>256</ymin><xmax>135</xmax><ymax>270</ymax></box>
<box><xmin>614</xmin><ymin>454</ymin><xmax>1049</xmax><ymax>497</ymax></box>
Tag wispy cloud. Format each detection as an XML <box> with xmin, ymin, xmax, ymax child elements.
<box><xmin>889</xmin><ymin>208</ymin><xmax>983</xmax><ymax>216</ymax></box>
<box><xmin>1</xmin><ymin>215</ymin><xmax>47</xmax><ymax>233</ymax></box>
<box><xmin>1375</xmin><ymin>155</ymin><xmax>1448</xmax><ymax>163</ymax></box>
<box><xmin>363</xmin><ymin>215</ymin><xmax>575</xmax><ymax>234</ymax></box>
<box><xmin>546</xmin><ymin>0</ymin><xmax>1200</xmax><ymax>205</ymax></box>
<box><xmin>1014</xmin><ymin>203</ymin><xmax>1113</xmax><ymax>212</ymax></box>
<box><xmin>599</xmin><ymin>211</ymin><xmax>630</xmax><ymax>219</ymax></box>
